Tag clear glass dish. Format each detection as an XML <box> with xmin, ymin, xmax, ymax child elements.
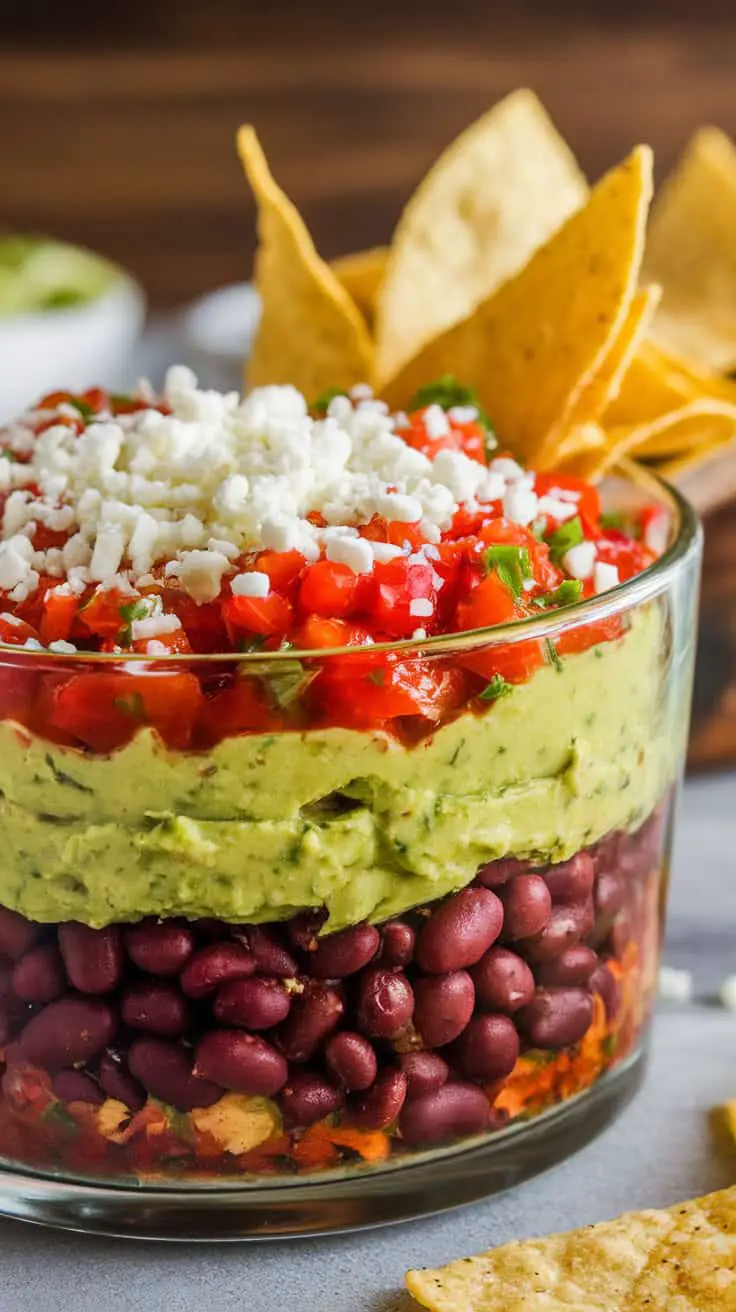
<box><xmin>0</xmin><ymin>465</ymin><xmax>701</xmax><ymax>1238</ymax></box>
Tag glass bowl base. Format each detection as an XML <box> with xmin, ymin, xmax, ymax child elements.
<box><xmin>0</xmin><ymin>1050</ymin><xmax>645</xmax><ymax>1240</ymax></box>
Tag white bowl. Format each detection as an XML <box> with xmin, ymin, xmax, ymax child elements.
<box><xmin>180</xmin><ymin>282</ymin><xmax>260</xmax><ymax>392</ymax></box>
<box><xmin>0</xmin><ymin>276</ymin><xmax>146</xmax><ymax>422</ymax></box>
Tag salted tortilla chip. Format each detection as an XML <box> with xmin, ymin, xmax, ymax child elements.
<box><xmin>331</xmin><ymin>246</ymin><xmax>388</xmax><ymax>330</ymax></box>
<box><xmin>383</xmin><ymin>147</ymin><xmax>653</xmax><ymax>469</ymax></box>
<box><xmin>237</xmin><ymin>126</ymin><xmax>373</xmax><ymax>398</ymax></box>
<box><xmin>613</xmin><ymin>400</ymin><xmax>736</xmax><ymax>460</ymax></box>
<box><xmin>375</xmin><ymin>89</ymin><xmax>588</xmax><ymax>385</ymax></box>
<box><xmin>607</xmin><ymin>340</ymin><xmax>736</xmax><ymax>428</ymax></box>
<box><xmin>406</xmin><ymin>1185</ymin><xmax>736</xmax><ymax>1311</ymax></box>
<box><xmin>644</xmin><ymin>126</ymin><xmax>736</xmax><ymax>371</ymax></box>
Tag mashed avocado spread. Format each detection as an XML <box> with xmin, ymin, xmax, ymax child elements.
<box><xmin>0</xmin><ymin>606</ymin><xmax>683</xmax><ymax>929</ymax></box>
<box><xmin>0</xmin><ymin>236</ymin><xmax>120</xmax><ymax>315</ymax></box>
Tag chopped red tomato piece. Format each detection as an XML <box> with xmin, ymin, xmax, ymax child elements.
<box><xmin>223</xmin><ymin>593</ymin><xmax>293</xmax><ymax>642</ymax></box>
<box><xmin>461</xmin><ymin>638</ymin><xmax>545</xmax><ymax>685</ymax></box>
<box><xmin>369</xmin><ymin>558</ymin><xmax>436</xmax><ymax>638</ymax></box>
<box><xmin>534</xmin><ymin>473</ymin><xmax>601</xmax><ymax>532</ymax></box>
<box><xmin>40</xmin><ymin>670</ymin><xmax>204</xmax><ymax>752</ymax></box>
<box><xmin>198</xmin><ymin>677</ymin><xmax>276</xmax><ymax>746</ymax></box>
<box><xmin>298</xmin><ymin>560</ymin><xmax>361</xmax><ymax>618</ymax></box>
<box><xmin>396</xmin><ymin>408</ymin><xmax>487</xmax><ymax>465</ymax></box>
<box><xmin>0</xmin><ymin>614</ymin><xmax>41</xmax><ymax>646</ymax></box>
<box><xmin>318</xmin><ymin>657</ymin><xmax>466</xmax><ymax>727</ymax></box>
<box><xmin>455</xmin><ymin>572</ymin><xmax>516</xmax><ymax>632</ymax></box>
<box><xmin>39</xmin><ymin>592</ymin><xmax>78</xmax><ymax>645</ymax></box>
<box><xmin>255</xmin><ymin>550</ymin><xmax>306</xmax><ymax>597</ymax></box>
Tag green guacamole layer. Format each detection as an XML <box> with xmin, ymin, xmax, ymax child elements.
<box><xmin>0</xmin><ymin>605</ymin><xmax>683</xmax><ymax>929</ymax></box>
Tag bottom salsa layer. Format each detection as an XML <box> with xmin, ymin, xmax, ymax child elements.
<box><xmin>0</xmin><ymin>806</ymin><xmax>666</xmax><ymax>1180</ymax></box>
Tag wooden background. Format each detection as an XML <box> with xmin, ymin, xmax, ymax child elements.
<box><xmin>1</xmin><ymin>0</ymin><xmax>735</xmax><ymax>767</ymax></box>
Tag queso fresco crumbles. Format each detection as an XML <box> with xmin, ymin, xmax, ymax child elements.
<box><xmin>0</xmin><ymin>369</ymin><xmax>683</xmax><ymax>1177</ymax></box>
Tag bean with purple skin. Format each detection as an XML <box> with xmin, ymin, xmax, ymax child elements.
<box><xmin>416</xmin><ymin>887</ymin><xmax>503</xmax><ymax>974</ymax></box>
<box><xmin>350</xmin><ymin>1068</ymin><xmax>407</xmax><ymax>1130</ymax></box>
<box><xmin>214</xmin><ymin>976</ymin><xmax>291</xmax><ymax>1030</ymax></box>
<box><xmin>53</xmin><ymin>1069</ymin><xmax>104</xmax><ymax>1106</ymax></box>
<box><xmin>195</xmin><ymin>1029</ymin><xmax>288</xmax><ymax>1096</ymax></box>
<box><xmin>537</xmin><ymin>945</ymin><xmax>598</xmax><ymax>987</ymax></box>
<box><xmin>590</xmin><ymin>963</ymin><xmax>620</xmax><ymax>1020</ymax></box>
<box><xmin>279</xmin><ymin>1072</ymin><xmax>344</xmax><ymax>1128</ymax></box>
<box><xmin>276</xmin><ymin>984</ymin><xmax>344</xmax><ymax>1061</ymax></box>
<box><xmin>520</xmin><ymin>986</ymin><xmax>595</xmax><ymax>1050</ymax></box>
<box><xmin>379</xmin><ymin>921</ymin><xmax>414</xmax><ymax>967</ymax></box>
<box><xmin>400</xmin><ymin>1082</ymin><xmax>491</xmax><ymax>1146</ymax></box>
<box><xmin>523</xmin><ymin>901</ymin><xmax>594</xmax><ymax>964</ymax></box>
<box><xmin>237</xmin><ymin>926</ymin><xmax>298</xmax><ymax>978</ymax></box>
<box><xmin>99</xmin><ymin>1051</ymin><xmax>146</xmax><ymax>1112</ymax></box>
<box><xmin>500</xmin><ymin>875</ymin><xmax>552</xmax><ymax>940</ymax></box>
<box><xmin>305</xmin><ymin>923</ymin><xmax>380</xmax><ymax>979</ymax></box>
<box><xmin>287</xmin><ymin>909</ymin><xmax>328</xmax><ymax>951</ymax></box>
<box><xmin>475</xmin><ymin>857</ymin><xmax>526</xmax><ymax>889</ymax></box>
<box><xmin>413</xmin><ymin>971</ymin><xmax>474</xmax><ymax>1048</ymax></box>
<box><xmin>0</xmin><ymin>908</ymin><xmax>39</xmax><ymax>961</ymax></box>
<box><xmin>451</xmin><ymin>1014</ymin><xmax>520</xmax><ymax>1082</ymax></box>
<box><xmin>471</xmin><ymin>947</ymin><xmax>535</xmax><ymax>1014</ymax></box>
<box><xmin>398</xmin><ymin>1051</ymin><xmax>449</xmax><ymax>1098</ymax></box>
<box><xmin>129</xmin><ymin>1036</ymin><xmax>223</xmax><ymax>1111</ymax></box>
<box><xmin>19</xmin><ymin>997</ymin><xmax>117</xmax><ymax>1068</ymax></box>
<box><xmin>121</xmin><ymin>980</ymin><xmax>188</xmax><ymax>1037</ymax></box>
<box><xmin>58</xmin><ymin>922</ymin><xmax>123</xmax><ymax>994</ymax></box>
<box><xmin>357</xmin><ymin>968</ymin><xmax>414</xmax><ymax>1040</ymax></box>
<box><xmin>542</xmin><ymin>852</ymin><xmax>595</xmax><ymax>903</ymax></box>
<box><xmin>12</xmin><ymin>944</ymin><xmax>64</xmax><ymax>1003</ymax></box>
<box><xmin>594</xmin><ymin>871</ymin><xmax>627</xmax><ymax>928</ymax></box>
<box><xmin>325</xmin><ymin>1031</ymin><xmax>377</xmax><ymax>1091</ymax></box>
<box><xmin>180</xmin><ymin>942</ymin><xmax>254</xmax><ymax>999</ymax></box>
<box><xmin>124</xmin><ymin>919</ymin><xmax>195</xmax><ymax>976</ymax></box>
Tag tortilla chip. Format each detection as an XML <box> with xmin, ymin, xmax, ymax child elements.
<box><xmin>383</xmin><ymin>147</ymin><xmax>653</xmax><ymax>469</ymax></box>
<box><xmin>660</xmin><ymin>434</ymin><xmax>736</xmax><ymax>480</ymax></box>
<box><xmin>563</xmin><ymin>284</ymin><xmax>661</xmax><ymax>432</ymax></box>
<box><xmin>406</xmin><ymin>1186</ymin><xmax>736</xmax><ymax>1311</ymax></box>
<box><xmin>644</xmin><ymin>126</ymin><xmax>736</xmax><ymax>371</ymax></box>
<box><xmin>237</xmin><ymin>126</ymin><xmax>373</xmax><ymax>398</ymax></box>
<box><xmin>375</xmin><ymin>89</ymin><xmax>588</xmax><ymax>385</ymax></box>
<box><xmin>607</xmin><ymin>340</ymin><xmax>736</xmax><ymax>428</ymax></box>
<box><xmin>331</xmin><ymin>246</ymin><xmax>388</xmax><ymax>330</ymax></box>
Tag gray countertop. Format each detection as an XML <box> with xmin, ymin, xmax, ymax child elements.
<box><xmin>0</xmin><ymin>775</ymin><xmax>734</xmax><ymax>1312</ymax></box>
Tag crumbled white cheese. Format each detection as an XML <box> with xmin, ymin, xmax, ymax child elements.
<box><xmin>368</xmin><ymin>541</ymin><xmax>405</xmax><ymax>564</ymax></box>
<box><xmin>230</xmin><ymin>571</ymin><xmax>271</xmax><ymax>598</ymax></box>
<box><xmin>594</xmin><ymin>561</ymin><xmax>620</xmax><ymax>593</ymax></box>
<box><xmin>325</xmin><ymin>535</ymin><xmax>374</xmax><ymax>575</ymax></box>
<box><xmin>447</xmin><ymin>405</ymin><xmax>478</xmax><ymax>424</ymax></box>
<box><xmin>423</xmin><ymin>404</ymin><xmax>451</xmax><ymax>440</ymax></box>
<box><xmin>538</xmin><ymin>495</ymin><xmax>578</xmax><ymax>522</ymax></box>
<box><xmin>503</xmin><ymin>483</ymin><xmax>539</xmax><ymax>527</ymax></box>
<box><xmin>658</xmin><ymin>966</ymin><xmax>693</xmax><ymax>1003</ymax></box>
<box><xmin>563</xmin><ymin>541</ymin><xmax>596</xmax><ymax>581</ymax></box>
<box><xmin>48</xmin><ymin>639</ymin><xmax>78</xmax><ymax>654</ymax></box>
<box><xmin>409</xmin><ymin>597</ymin><xmax>434</xmax><ymax>618</ymax></box>
<box><xmin>491</xmin><ymin>457</ymin><xmax>526</xmax><ymax>482</ymax></box>
<box><xmin>130</xmin><ymin>612</ymin><xmax>183</xmax><ymax>641</ymax></box>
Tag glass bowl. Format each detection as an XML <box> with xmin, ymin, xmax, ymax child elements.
<box><xmin>0</xmin><ymin>465</ymin><xmax>701</xmax><ymax>1238</ymax></box>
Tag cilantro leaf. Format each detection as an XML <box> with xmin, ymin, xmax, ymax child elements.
<box><xmin>600</xmin><ymin>510</ymin><xmax>642</xmax><ymax>539</ymax></box>
<box><xmin>407</xmin><ymin>374</ymin><xmax>497</xmax><ymax>452</ymax></box>
<box><xmin>113</xmin><ymin>691</ymin><xmax>147</xmax><ymax>720</ymax></box>
<box><xmin>533</xmin><ymin>579</ymin><xmax>584</xmax><ymax>610</ymax></box>
<box><xmin>478</xmin><ymin>674</ymin><xmax>513</xmax><ymax>703</ymax></box>
<box><xmin>246</xmin><ymin>659</ymin><xmax>317</xmax><ymax>709</ymax></box>
<box><xmin>544</xmin><ymin>638</ymin><xmax>563</xmax><ymax>673</ymax></box>
<box><xmin>545</xmin><ymin>516</ymin><xmax>584</xmax><ymax>564</ymax></box>
<box><xmin>366</xmin><ymin>669</ymin><xmax>385</xmax><ymax>687</ymax></box>
<box><xmin>311</xmin><ymin>387</ymin><xmax>346</xmax><ymax>415</ymax></box>
<box><xmin>483</xmin><ymin>544</ymin><xmax>532</xmax><ymax>598</ymax></box>
<box><xmin>118</xmin><ymin>598</ymin><xmax>153</xmax><ymax>643</ymax></box>
<box><xmin>69</xmin><ymin>398</ymin><xmax>96</xmax><ymax>422</ymax></box>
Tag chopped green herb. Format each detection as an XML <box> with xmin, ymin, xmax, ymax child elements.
<box><xmin>110</xmin><ymin>392</ymin><xmax>135</xmax><ymax>408</ymax></box>
<box><xmin>248</xmin><ymin>659</ymin><xmax>317</xmax><ymax>709</ymax></box>
<box><xmin>366</xmin><ymin>669</ymin><xmax>385</xmax><ymax>687</ymax></box>
<box><xmin>118</xmin><ymin>598</ymin><xmax>153</xmax><ymax>643</ymax></box>
<box><xmin>44</xmin><ymin>753</ymin><xmax>93</xmax><ymax>794</ymax></box>
<box><xmin>449</xmin><ymin>740</ymin><xmax>465</xmax><ymax>767</ymax></box>
<box><xmin>530</xmin><ymin>516</ymin><xmax>547</xmax><ymax>541</ymax></box>
<box><xmin>545</xmin><ymin>515</ymin><xmax>584</xmax><ymax>563</ymax></box>
<box><xmin>114</xmin><ymin>691</ymin><xmax>147</xmax><ymax>720</ymax></box>
<box><xmin>600</xmin><ymin>510</ymin><xmax>642</xmax><ymax>539</ymax></box>
<box><xmin>407</xmin><ymin>374</ymin><xmax>497</xmax><ymax>452</ymax></box>
<box><xmin>69</xmin><ymin>398</ymin><xmax>96</xmax><ymax>422</ymax></box>
<box><xmin>483</xmin><ymin>544</ymin><xmax>532</xmax><ymax>598</ymax></box>
<box><xmin>478</xmin><ymin>674</ymin><xmax>513</xmax><ymax>702</ymax></box>
<box><xmin>532</xmin><ymin>579</ymin><xmax>584</xmax><ymax>609</ymax></box>
<box><xmin>311</xmin><ymin>387</ymin><xmax>346</xmax><ymax>415</ymax></box>
<box><xmin>237</xmin><ymin>633</ymin><xmax>266</xmax><ymax>653</ymax></box>
<box><xmin>544</xmin><ymin>638</ymin><xmax>563</xmax><ymax>673</ymax></box>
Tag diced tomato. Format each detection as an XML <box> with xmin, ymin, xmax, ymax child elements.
<box><xmin>557</xmin><ymin>616</ymin><xmax>623</xmax><ymax>656</ymax></box>
<box><xmin>39</xmin><ymin>592</ymin><xmax>78</xmax><ymax>645</ymax></box>
<box><xmin>298</xmin><ymin>560</ymin><xmax>361</xmax><ymax>618</ymax></box>
<box><xmin>78</xmin><ymin>387</ymin><xmax>110</xmax><ymax>414</ymax></box>
<box><xmin>39</xmin><ymin>670</ymin><xmax>204</xmax><ymax>752</ymax></box>
<box><xmin>198</xmin><ymin>677</ymin><xmax>276</xmax><ymax>746</ymax></box>
<box><xmin>318</xmin><ymin>657</ymin><xmax>467</xmax><ymax>727</ymax></box>
<box><xmin>78</xmin><ymin>589</ymin><xmax>129</xmax><ymax>639</ymax></box>
<box><xmin>534</xmin><ymin>473</ymin><xmax>601</xmax><ymax>533</ymax></box>
<box><xmin>255</xmin><ymin>550</ymin><xmax>306</xmax><ymax>597</ymax></box>
<box><xmin>455</xmin><ymin>572</ymin><xmax>516</xmax><ymax>632</ymax></box>
<box><xmin>359</xmin><ymin>516</ymin><xmax>425</xmax><ymax>552</ymax></box>
<box><xmin>131</xmin><ymin>628</ymin><xmax>192</xmax><ymax>655</ymax></box>
<box><xmin>0</xmin><ymin>613</ymin><xmax>41</xmax><ymax>646</ymax></box>
<box><xmin>292</xmin><ymin>616</ymin><xmax>374</xmax><ymax>650</ymax></box>
<box><xmin>396</xmin><ymin>409</ymin><xmax>487</xmax><ymax>465</ymax></box>
<box><xmin>368</xmin><ymin>558</ymin><xmax>436</xmax><ymax>638</ymax></box>
<box><xmin>223</xmin><ymin>593</ymin><xmax>293</xmax><ymax>642</ymax></box>
<box><xmin>461</xmin><ymin>638</ymin><xmax>545</xmax><ymax>685</ymax></box>
<box><xmin>161</xmin><ymin>591</ymin><xmax>229</xmax><ymax>654</ymax></box>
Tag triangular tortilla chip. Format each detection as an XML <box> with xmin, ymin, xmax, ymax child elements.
<box><xmin>644</xmin><ymin>126</ymin><xmax>736</xmax><ymax>371</ymax></box>
<box><xmin>375</xmin><ymin>89</ymin><xmax>588</xmax><ymax>385</ymax></box>
<box><xmin>406</xmin><ymin>1185</ymin><xmax>736</xmax><ymax>1311</ymax></box>
<box><xmin>331</xmin><ymin>246</ymin><xmax>388</xmax><ymax>331</ymax></box>
<box><xmin>564</xmin><ymin>400</ymin><xmax>736</xmax><ymax>481</ymax></box>
<box><xmin>607</xmin><ymin>340</ymin><xmax>736</xmax><ymax>428</ymax></box>
<box><xmin>237</xmin><ymin>126</ymin><xmax>373</xmax><ymax>398</ymax></box>
<box><xmin>383</xmin><ymin>147</ymin><xmax>653</xmax><ymax>469</ymax></box>
<box><xmin>563</xmin><ymin>284</ymin><xmax>661</xmax><ymax>432</ymax></box>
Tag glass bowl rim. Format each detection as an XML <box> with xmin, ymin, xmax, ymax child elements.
<box><xmin>0</xmin><ymin>462</ymin><xmax>701</xmax><ymax>666</ymax></box>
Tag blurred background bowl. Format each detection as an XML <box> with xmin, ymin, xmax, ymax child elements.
<box><xmin>0</xmin><ymin>275</ymin><xmax>146</xmax><ymax>422</ymax></box>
